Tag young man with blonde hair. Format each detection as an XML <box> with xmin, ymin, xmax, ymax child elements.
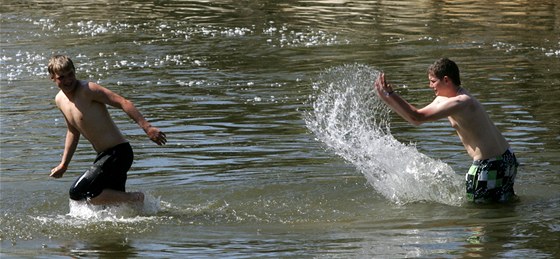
<box><xmin>48</xmin><ymin>55</ymin><xmax>167</xmax><ymax>205</ymax></box>
<box><xmin>375</xmin><ymin>58</ymin><xmax>518</xmax><ymax>203</ymax></box>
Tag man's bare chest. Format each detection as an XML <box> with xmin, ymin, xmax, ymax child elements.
<box><xmin>60</xmin><ymin>99</ymin><xmax>107</xmax><ymax>128</ymax></box>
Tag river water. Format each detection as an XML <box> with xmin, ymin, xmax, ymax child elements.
<box><xmin>1</xmin><ymin>0</ymin><xmax>559</xmax><ymax>258</ymax></box>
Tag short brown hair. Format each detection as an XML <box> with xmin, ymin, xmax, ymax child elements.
<box><xmin>48</xmin><ymin>55</ymin><xmax>75</xmax><ymax>78</ymax></box>
<box><xmin>428</xmin><ymin>58</ymin><xmax>461</xmax><ymax>86</ymax></box>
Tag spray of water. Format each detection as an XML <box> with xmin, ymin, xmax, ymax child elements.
<box><xmin>304</xmin><ymin>64</ymin><xmax>464</xmax><ymax>206</ymax></box>
<box><xmin>67</xmin><ymin>191</ymin><xmax>162</xmax><ymax>221</ymax></box>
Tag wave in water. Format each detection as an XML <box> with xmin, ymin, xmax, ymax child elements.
<box><xmin>304</xmin><ymin>64</ymin><xmax>464</xmax><ymax>206</ymax></box>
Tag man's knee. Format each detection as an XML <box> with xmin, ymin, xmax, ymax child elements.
<box><xmin>68</xmin><ymin>167</ymin><xmax>101</xmax><ymax>201</ymax></box>
<box><xmin>69</xmin><ymin>186</ymin><xmax>87</xmax><ymax>201</ymax></box>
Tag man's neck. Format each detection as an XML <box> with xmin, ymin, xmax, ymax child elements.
<box><xmin>61</xmin><ymin>80</ymin><xmax>81</xmax><ymax>99</ymax></box>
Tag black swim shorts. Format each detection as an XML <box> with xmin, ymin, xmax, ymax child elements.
<box><xmin>69</xmin><ymin>142</ymin><xmax>133</xmax><ymax>201</ymax></box>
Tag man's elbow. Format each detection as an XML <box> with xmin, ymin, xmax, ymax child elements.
<box><xmin>120</xmin><ymin>99</ymin><xmax>136</xmax><ymax>110</ymax></box>
<box><xmin>408</xmin><ymin>119</ymin><xmax>423</xmax><ymax>126</ymax></box>
<box><xmin>407</xmin><ymin>114</ymin><xmax>427</xmax><ymax>126</ymax></box>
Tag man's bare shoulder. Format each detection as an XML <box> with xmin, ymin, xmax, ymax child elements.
<box><xmin>459</xmin><ymin>93</ymin><xmax>482</xmax><ymax>111</ymax></box>
<box><xmin>432</xmin><ymin>94</ymin><xmax>471</xmax><ymax>108</ymax></box>
<box><xmin>85</xmin><ymin>81</ymin><xmax>111</xmax><ymax>92</ymax></box>
<box><xmin>83</xmin><ymin>81</ymin><xmax>117</xmax><ymax>100</ymax></box>
<box><xmin>449</xmin><ymin>93</ymin><xmax>486</xmax><ymax>122</ymax></box>
<box><xmin>55</xmin><ymin>81</ymin><xmax>97</xmax><ymax>105</ymax></box>
<box><xmin>55</xmin><ymin>90</ymin><xmax>65</xmax><ymax>101</ymax></box>
<box><xmin>76</xmin><ymin>81</ymin><xmax>108</xmax><ymax>101</ymax></box>
<box><xmin>78</xmin><ymin>80</ymin><xmax>96</xmax><ymax>92</ymax></box>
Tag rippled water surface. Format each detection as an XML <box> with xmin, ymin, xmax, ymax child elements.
<box><xmin>1</xmin><ymin>0</ymin><xmax>559</xmax><ymax>258</ymax></box>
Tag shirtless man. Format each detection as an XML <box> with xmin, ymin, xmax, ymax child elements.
<box><xmin>48</xmin><ymin>55</ymin><xmax>167</xmax><ymax>205</ymax></box>
<box><xmin>374</xmin><ymin>58</ymin><xmax>518</xmax><ymax>203</ymax></box>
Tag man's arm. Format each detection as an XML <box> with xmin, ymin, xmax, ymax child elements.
<box><xmin>50</xmin><ymin>120</ymin><xmax>80</xmax><ymax>178</ymax></box>
<box><xmin>374</xmin><ymin>73</ymin><xmax>467</xmax><ymax>125</ymax></box>
<box><xmin>88</xmin><ymin>82</ymin><xmax>167</xmax><ymax>145</ymax></box>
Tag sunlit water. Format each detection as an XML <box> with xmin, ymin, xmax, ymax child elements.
<box><xmin>1</xmin><ymin>0</ymin><xmax>559</xmax><ymax>258</ymax></box>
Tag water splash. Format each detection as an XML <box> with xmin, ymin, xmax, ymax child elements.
<box><xmin>304</xmin><ymin>64</ymin><xmax>464</xmax><ymax>206</ymax></box>
<box><xmin>67</xmin><ymin>191</ymin><xmax>161</xmax><ymax>221</ymax></box>
<box><xmin>26</xmin><ymin>193</ymin><xmax>165</xmax><ymax>240</ymax></box>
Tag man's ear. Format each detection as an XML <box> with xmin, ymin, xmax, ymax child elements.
<box><xmin>442</xmin><ymin>76</ymin><xmax>452</xmax><ymax>86</ymax></box>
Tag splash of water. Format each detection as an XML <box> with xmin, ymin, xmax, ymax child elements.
<box><xmin>67</xmin><ymin>192</ymin><xmax>161</xmax><ymax>221</ymax></box>
<box><xmin>304</xmin><ymin>64</ymin><xmax>464</xmax><ymax>206</ymax></box>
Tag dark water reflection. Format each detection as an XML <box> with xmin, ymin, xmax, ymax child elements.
<box><xmin>1</xmin><ymin>0</ymin><xmax>559</xmax><ymax>258</ymax></box>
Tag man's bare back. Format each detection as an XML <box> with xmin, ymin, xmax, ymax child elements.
<box><xmin>422</xmin><ymin>88</ymin><xmax>509</xmax><ymax>160</ymax></box>
<box><xmin>444</xmin><ymin>90</ymin><xmax>509</xmax><ymax>160</ymax></box>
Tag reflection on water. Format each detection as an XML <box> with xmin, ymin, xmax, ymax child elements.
<box><xmin>1</xmin><ymin>0</ymin><xmax>559</xmax><ymax>258</ymax></box>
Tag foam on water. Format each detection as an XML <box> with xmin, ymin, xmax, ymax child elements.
<box><xmin>26</xmin><ymin>193</ymin><xmax>168</xmax><ymax>240</ymax></box>
<box><xmin>65</xmin><ymin>192</ymin><xmax>162</xmax><ymax>222</ymax></box>
<box><xmin>305</xmin><ymin>64</ymin><xmax>464</xmax><ymax>206</ymax></box>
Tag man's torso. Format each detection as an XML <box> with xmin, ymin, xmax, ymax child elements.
<box><xmin>56</xmin><ymin>81</ymin><xmax>127</xmax><ymax>153</ymax></box>
<box><xmin>446</xmin><ymin>93</ymin><xmax>509</xmax><ymax>160</ymax></box>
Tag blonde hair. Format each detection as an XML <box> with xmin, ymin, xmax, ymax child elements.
<box><xmin>48</xmin><ymin>55</ymin><xmax>75</xmax><ymax>78</ymax></box>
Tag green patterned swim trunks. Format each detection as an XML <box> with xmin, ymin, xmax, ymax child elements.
<box><xmin>466</xmin><ymin>148</ymin><xmax>519</xmax><ymax>203</ymax></box>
